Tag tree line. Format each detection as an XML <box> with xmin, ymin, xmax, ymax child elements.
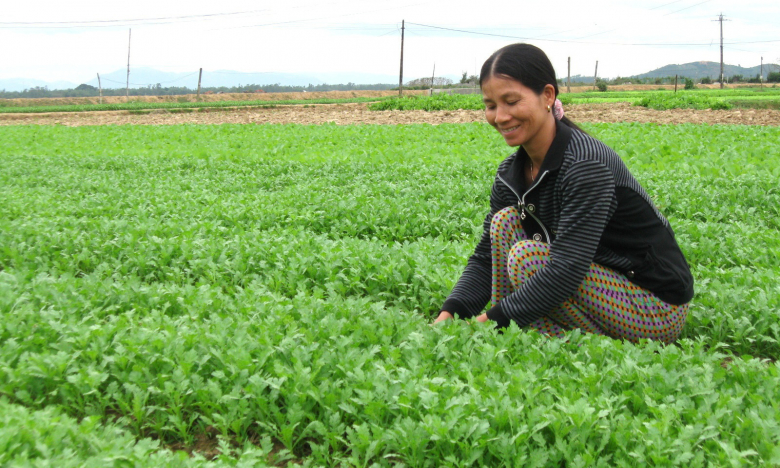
<box><xmin>0</xmin><ymin>82</ymin><xmax>397</xmax><ymax>99</ymax></box>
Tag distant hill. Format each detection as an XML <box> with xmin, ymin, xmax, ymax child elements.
<box><xmin>0</xmin><ymin>68</ymin><xmax>404</xmax><ymax>92</ymax></box>
<box><xmin>81</xmin><ymin>68</ymin><xmax>451</xmax><ymax>89</ymax></box>
<box><xmin>630</xmin><ymin>61</ymin><xmax>779</xmax><ymax>80</ymax></box>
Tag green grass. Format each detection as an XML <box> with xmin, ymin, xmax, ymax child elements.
<box><xmin>1</xmin><ymin>122</ymin><xmax>779</xmax><ymax>466</ymax></box>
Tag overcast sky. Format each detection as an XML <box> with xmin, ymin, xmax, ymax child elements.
<box><xmin>2</xmin><ymin>0</ymin><xmax>778</xmax><ymax>86</ymax></box>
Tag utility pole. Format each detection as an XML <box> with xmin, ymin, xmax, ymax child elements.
<box><xmin>398</xmin><ymin>20</ymin><xmax>405</xmax><ymax>97</ymax></box>
<box><xmin>761</xmin><ymin>57</ymin><xmax>764</xmax><ymax>88</ymax></box>
<box><xmin>197</xmin><ymin>68</ymin><xmax>203</xmax><ymax>99</ymax></box>
<box><xmin>713</xmin><ymin>14</ymin><xmax>728</xmax><ymax>89</ymax></box>
<box><xmin>126</xmin><ymin>28</ymin><xmax>132</xmax><ymax>100</ymax></box>
<box><xmin>593</xmin><ymin>60</ymin><xmax>598</xmax><ymax>91</ymax></box>
<box><xmin>97</xmin><ymin>73</ymin><xmax>102</xmax><ymax>104</ymax></box>
<box><xmin>567</xmin><ymin>57</ymin><xmax>571</xmax><ymax>93</ymax></box>
<box><xmin>430</xmin><ymin>63</ymin><xmax>435</xmax><ymax>96</ymax></box>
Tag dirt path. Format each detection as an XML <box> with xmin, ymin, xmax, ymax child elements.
<box><xmin>2</xmin><ymin>102</ymin><xmax>779</xmax><ymax>127</ymax></box>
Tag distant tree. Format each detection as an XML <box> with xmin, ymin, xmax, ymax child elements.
<box><xmin>700</xmin><ymin>76</ymin><xmax>712</xmax><ymax>85</ymax></box>
<box><xmin>460</xmin><ymin>72</ymin><xmax>468</xmax><ymax>84</ymax></box>
<box><xmin>768</xmin><ymin>72</ymin><xmax>780</xmax><ymax>83</ymax></box>
<box><xmin>0</xmin><ymin>81</ymin><xmax>398</xmax><ymax>99</ymax></box>
<box><xmin>684</xmin><ymin>78</ymin><xmax>694</xmax><ymax>90</ymax></box>
<box><xmin>405</xmin><ymin>77</ymin><xmax>453</xmax><ymax>88</ymax></box>
<box><xmin>75</xmin><ymin>84</ymin><xmax>97</xmax><ymax>91</ymax></box>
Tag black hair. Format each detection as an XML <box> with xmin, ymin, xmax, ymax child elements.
<box><xmin>480</xmin><ymin>43</ymin><xmax>583</xmax><ymax>132</ymax></box>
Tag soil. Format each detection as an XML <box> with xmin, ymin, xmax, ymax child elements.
<box><xmin>1</xmin><ymin>89</ymin><xmax>779</xmax><ymax>127</ymax></box>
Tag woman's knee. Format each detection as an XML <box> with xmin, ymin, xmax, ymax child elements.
<box><xmin>490</xmin><ymin>206</ymin><xmax>520</xmax><ymax>236</ymax></box>
<box><xmin>507</xmin><ymin>240</ymin><xmax>549</xmax><ymax>274</ymax></box>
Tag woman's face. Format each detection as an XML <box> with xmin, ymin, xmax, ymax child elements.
<box><xmin>482</xmin><ymin>76</ymin><xmax>555</xmax><ymax>148</ymax></box>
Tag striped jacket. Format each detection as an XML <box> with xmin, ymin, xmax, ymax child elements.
<box><xmin>441</xmin><ymin>120</ymin><xmax>694</xmax><ymax>327</ymax></box>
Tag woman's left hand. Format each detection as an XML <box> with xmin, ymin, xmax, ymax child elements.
<box><xmin>475</xmin><ymin>313</ymin><xmax>489</xmax><ymax>323</ymax></box>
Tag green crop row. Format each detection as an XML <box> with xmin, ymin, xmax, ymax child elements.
<box><xmin>1</xmin><ymin>122</ymin><xmax>779</xmax><ymax>466</ymax></box>
<box><xmin>633</xmin><ymin>93</ymin><xmax>732</xmax><ymax>110</ymax></box>
<box><xmin>369</xmin><ymin>88</ymin><xmax>780</xmax><ymax>111</ymax></box>
<box><xmin>0</xmin><ymin>96</ymin><xmax>391</xmax><ymax>114</ymax></box>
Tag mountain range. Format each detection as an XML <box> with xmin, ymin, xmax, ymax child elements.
<box><xmin>2</xmin><ymin>62</ymin><xmax>778</xmax><ymax>92</ymax></box>
<box><xmin>631</xmin><ymin>61</ymin><xmax>778</xmax><ymax>80</ymax></box>
<box><xmin>0</xmin><ymin>68</ymin><xmax>408</xmax><ymax>92</ymax></box>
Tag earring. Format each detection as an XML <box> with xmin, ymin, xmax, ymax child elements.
<box><xmin>547</xmin><ymin>105</ymin><xmax>551</xmax><ymax>112</ymax></box>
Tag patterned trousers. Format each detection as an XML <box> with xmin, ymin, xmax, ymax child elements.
<box><xmin>491</xmin><ymin>206</ymin><xmax>688</xmax><ymax>343</ymax></box>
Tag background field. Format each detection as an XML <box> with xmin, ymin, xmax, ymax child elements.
<box><xmin>371</xmin><ymin>88</ymin><xmax>780</xmax><ymax>111</ymax></box>
<box><xmin>2</xmin><ymin>86</ymin><xmax>780</xmax><ymax>114</ymax></box>
<box><xmin>1</xmin><ymin>123</ymin><xmax>779</xmax><ymax>466</ymax></box>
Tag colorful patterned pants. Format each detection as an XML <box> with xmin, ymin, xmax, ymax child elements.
<box><xmin>491</xmin><ymin>206</ymin><xmax>688</xmax><ymax>343</ymax></box>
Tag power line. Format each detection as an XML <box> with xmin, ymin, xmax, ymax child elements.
<box><xmin>0</xmin><ymin>8</ymin><xmax>270</xmax><ymax>26</ymax></box>
<box><xmin>663</xmin><ymin>0</ymin><xmax>712</xmax><ymax>16</ymax></box>
<box><xmin>0</xmin><ymin>0</ymin><xmax>404</xmax><ymax>30</ymax></box>
<box><xmin>649</xmin><ymin>0</ymin><xmax>688</xmax><ymax>10</ymax></box>
<box><xmin>405</xmin><ymin>22</ymin><xmax>746</xmax><ymax>47</ymax></box>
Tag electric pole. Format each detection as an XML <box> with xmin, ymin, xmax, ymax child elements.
<box><xmin>197</xmin><ymin>68</ymin><xmax>203</xmax><ymax>98</ymax></box>
<box><xmin>126</xmin><ymin>28</ymin><xmax>132</xmax><ymax>99</ymax></box>
<box><xmin>399</xmin><ymin>20</ymin><xmax>405</xmax><ymax>97</ymax></box>
<box><xmin>430</xmin><ymin>63</ymin><xmax>435</xmax><ymax>95</ymax></box>
<box><xmin>713</xmin><ymin>14</ymin><xmax>728</xmax><ymax>89</ymax></box>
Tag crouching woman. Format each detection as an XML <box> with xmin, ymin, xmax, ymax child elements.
<box><xmin>435</xmin><ymin>43</ymin><xmax>693</xmax><ymax>343</ymax></box>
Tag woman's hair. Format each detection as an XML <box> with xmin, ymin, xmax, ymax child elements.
<box><xmin>480</xmin><ymin>43</ymin><xmax>583</xmax><ymax>132</ymax></box>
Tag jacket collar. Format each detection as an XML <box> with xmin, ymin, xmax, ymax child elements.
<box><xmin>498</xmin><ymin>119</ymin><xmax>573</xmax><ymax>194</ymax></box>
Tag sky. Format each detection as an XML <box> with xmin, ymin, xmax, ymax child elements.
<box><xmin>2</xmin><ymin>0</ymin><xmax>779</xmax><ymax>87</ymax></box>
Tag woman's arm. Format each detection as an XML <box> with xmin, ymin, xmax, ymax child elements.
<box><xmin>439</xmin><ymin>178</ymin><xmax>510</xmax><ymax>320</ymax></box>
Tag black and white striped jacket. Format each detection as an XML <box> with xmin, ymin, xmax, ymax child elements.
<box><xmin>442</xmin><ymin>120</ymin><xmax>694</xmax><ymax>327</ymax></box>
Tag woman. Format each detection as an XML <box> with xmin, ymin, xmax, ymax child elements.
<box><xmin>434</xmin><ymin>44</ymin><xmax>693</xmax><ymax>343</ymax></box>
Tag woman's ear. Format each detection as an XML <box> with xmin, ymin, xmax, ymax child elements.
<box><xmin>543</xmin><ymin>84</ymin><xmax>556</xmax><ymax>108</ymax></box>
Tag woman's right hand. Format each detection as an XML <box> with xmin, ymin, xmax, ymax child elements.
<box><xmin>433</xmin><ymin>311</ymin><xmax>454</xmax><ymax>324</ymax></box>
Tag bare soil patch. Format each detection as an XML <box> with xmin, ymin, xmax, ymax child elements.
<box><xmin>2</xmin><ymin>101</ymin><xmax>779</xmax><ymax>127</ymax></box>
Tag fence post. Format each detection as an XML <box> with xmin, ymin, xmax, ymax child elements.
<box><xmin>567</xmin><ymin>57</ymin><xmax>571</xmax><ymax>94</ymax></box>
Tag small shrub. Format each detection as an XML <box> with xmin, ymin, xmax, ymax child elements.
<box><xmin>596</xmin><ymin>80</ymin><xmax>608</xmax><ymax>92</ymax></box>
<box><xmin>557</xmin><ymin>94</ymin><xmax>573</xmax><ymax>106</ymax></box>
<box><xmin>700</xmin><ymin>77</ymin><xmax>713</xmax><ymax>85</ymax></box>
<box><xmin>684</xmin><ymin>78</ymin><xmax>695</xmax><ymax>90</ymax></box>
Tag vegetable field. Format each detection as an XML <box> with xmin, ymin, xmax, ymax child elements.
<box><xmin>1</xmin><ymin>122</ymin><xmax>779</xmax><ymax>467</ymax></box>
<box><xmin>0</xmin><ymin>96</ymin><xmax>389</xmax><ymax>114</ymax></box>
<box><xmin>369</xmin><ymin>88</ymin><xmax>780</xmax><ymax>111</ymax></box>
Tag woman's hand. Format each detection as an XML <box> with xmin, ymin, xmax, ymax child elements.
<box><xmin>475</xmin><ymin>313</ymin><xmax>489</xmax><ymax>323</ymax></box>
<box><xmin>433</xmin><ymin>311</ymin><xmax>453</xmax><ymax>324</ymax></box>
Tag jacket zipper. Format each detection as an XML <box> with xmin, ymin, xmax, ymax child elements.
<box><xmin>497</xmin><ymin>170</ymin><xmax>552</xmax><ymax>244</ymax></box>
